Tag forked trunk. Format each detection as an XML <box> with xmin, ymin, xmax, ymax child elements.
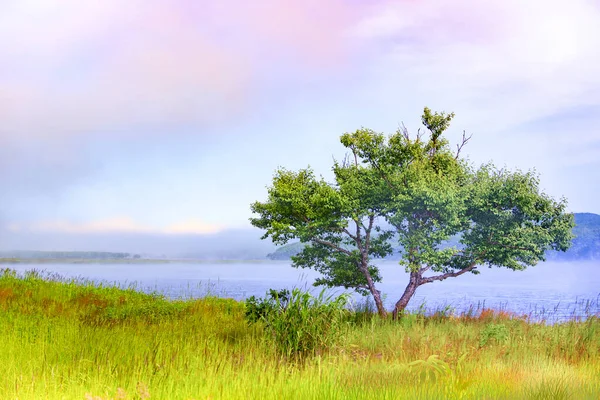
<box><xmin>392</xmin><ymin>271</ymin><xmax>421</xmax><ymax>320</ymax></box>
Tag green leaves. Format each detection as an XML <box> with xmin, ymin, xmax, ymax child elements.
<box><xmin>459</xmin><ymin>166</ymin><xmax>575</xmax><ymax>270</ymax></box>
<box><xmin>251</xmin><ymin>107</ymin><xmax>575</xmax><ymax>316</ymax></box>
<box><xmin>250</xmin><ymin>168</ymin><xmax>347</xmax><ymax>244</ymax></box>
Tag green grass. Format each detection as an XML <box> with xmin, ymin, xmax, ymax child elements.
<box><xmin>1</xmin><ymin>268</ymin><xmax>599</xmax><ymax>399</ymax></box>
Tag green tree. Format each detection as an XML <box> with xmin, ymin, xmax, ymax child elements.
<box><xmin>251</xmin><ymin>108</ymin><xmax>574</xmax><ymax>319</ymax></box>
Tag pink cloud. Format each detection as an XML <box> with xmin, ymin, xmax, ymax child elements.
<box><xmin>217</xmin><ymin>0</ymin><xmax>360</xmax><ymax>66</ymax></box>
<box><xmin>4</xmin><ymin>0</ymin><xmax>597</xmax><ymax>144</ymax></box>
<box><xmin>354</xmin><ymin>0</ymin><xmax>513</xmax><ymax>46</ymax></box>
<box><xmin>0</xmin><ymin>0</ymin><xmax>369</xmax><ymax>140</ymax></box>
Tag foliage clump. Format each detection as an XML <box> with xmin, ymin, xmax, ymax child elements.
<box><xmin>245</xmin><ymin>288</ymin><xmax>350</xmax><ymax>359</ymax></box>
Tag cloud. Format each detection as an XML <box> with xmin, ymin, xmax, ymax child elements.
<box><xmin>7</xmin><ymin>217</ymin><xmax>223</xmax><ymax>235</ymax></box>
<box><xmin>336</xmin><ymin>0</ymin><xmax>600</xmax><ymax>178</ymax></box>
<box><xmin>3</xmin><ymin>0</ymin><xmax>598</xmax><ymax>140</ymax></box>
<box><xmin>2</xmin><ymin>0</ymin><xmax>599</xmax><ymax>228</ymax></box>
<box><xmin>0</xmin><ymin>1</ymin><xmax>244</xmax><ymax>138</ymax></box>
<box><xmin>354</xmin><ymin>0</ymin><xmax>600</xmax><ymax>128</ymax></box>
<box><xmin>0</xmin><ymin>0</ymin><xmax>370</xmax><ymax>220</ymax></box>
<box><xmin>0</xmin><ymin>0</ymin><xmax>365</xmax><ymax>140</ymax></box>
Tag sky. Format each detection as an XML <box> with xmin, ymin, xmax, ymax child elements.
<box><xmin>1</xmin><ymin>0</ymin><xmax>600</xmax><ymax>253</ymax></box>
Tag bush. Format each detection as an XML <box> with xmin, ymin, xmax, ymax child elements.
<box><xmin>245</xmin><ymin>288</ymin><xmax>350</xmax><ymax>359</ymax></box>
<box><xmin>479</xmin><ymin>323</ymin><xmax>510</xmax><ymax>347</ymax></box>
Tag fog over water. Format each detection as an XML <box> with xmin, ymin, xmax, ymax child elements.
<box><xmin>8</xmin><ymin>260</ymin><xmax>599</xmax><ymax>322</ymax></box>
<box><xmin>0</xmin><ymin>228</ymin><xmax>276</xmax><ymax>260</ymax></box>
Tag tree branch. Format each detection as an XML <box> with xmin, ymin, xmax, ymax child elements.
<box><xmin>455</xmin><ymin>130</ymin><xmax>472</xmax><ymax>160</ymax></box>
<box><xmin>359</xmin><ymin>217</ymin><xmax>369</xmax><ymax>232</ymax></box>
<box><xmin>354</xmin><ymin>218</ymin><xmax>363</xmax><ymax>249</ymax></box>
<box><xmin>420</xmin><ymin>263</ymin><xmax>478</xmax><ymax>284</ymax></box>
<box><xmin>364</xmin><ymin>215</ymin><xmax>375</xmax><ymax>254</ymax></box>
<box><xmin>312</xmin><ymin>238</ymin><xmax>354</xmax><ymax>256</ymax></box>
<box><xmin>399</xmin><ymin>122</ymin><xmax>410</xmax><ymax>140</ymax></box>
<box><xmin>343</xmin><ymin>228</ymin><xmax>358</xmax><ymax>241</ymax></box>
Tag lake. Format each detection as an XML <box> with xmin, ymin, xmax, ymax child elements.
<box><xmin>6</xmin><ymin>260</ymin><xmax>600</xmax><ymax>322</ymax></box>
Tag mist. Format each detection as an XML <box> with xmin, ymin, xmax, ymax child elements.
<box><xmin>0</xmin><ymin>227</ymin><xmax>276</xmax><ymax>260</ymax></box>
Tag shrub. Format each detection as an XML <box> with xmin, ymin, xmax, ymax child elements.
<box><xmin>245</xmin><ymin>288</ymin><xmax>350</xmax><ymax>359</ymax></box>
<box><xmin>479</xmin><ymin>323</ymin><xmax>510</xmax><ymax>347</ymax></box>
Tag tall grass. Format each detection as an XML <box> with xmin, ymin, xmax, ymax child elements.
<box><xmin>1</xmin><ymin>268</ymin><xmax>599</xmax><ymax>399</ymax></box>
<box><xmin>245</xmin><ymin>288</ymin><xmax>350</xmax><ymax>359</ymax></box>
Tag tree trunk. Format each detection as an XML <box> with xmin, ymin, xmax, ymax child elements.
<box><xmin>369</xmin><ymin>286</ymin><xmax>387</xmax><ymax>319</ymax></box>
<box><xmin>392</xmin><ymin>270</ymin><xmax>421</xmax><ymax>320</ymax></box>
<box><xmin>359</xmin><ymin>260</ymin><xmax>387</xmax><ymax>318</ymax></box>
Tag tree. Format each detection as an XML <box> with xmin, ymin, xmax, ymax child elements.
<box><xmin>250</xmin><ymin>108</ymin><xmax>574</xmax><ymax>319</ymax></box>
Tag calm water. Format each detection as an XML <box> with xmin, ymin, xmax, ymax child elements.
<box><xmin>7</xmin><ymin>260</ymin><xmax>600</xmax><ymax>322</ymax></box>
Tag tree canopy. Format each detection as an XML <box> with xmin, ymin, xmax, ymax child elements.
<box><xmin>250</xmin><ymin>108</ymin><xmax>574</xmax><ymax>318</ymax></box>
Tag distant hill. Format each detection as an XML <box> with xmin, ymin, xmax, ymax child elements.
<box><xmin>0</xmin><ymin>250</ymin><xmax>135</xmax><ymax>260</ymax></box>
<box><xmin>266</xmin><ymin>242</ymin><xmax>305</xmax><ymax>260</ymax></box>
<box><xmin>267</xmin><ymin>213</ymin><xmax>600</xmax><ymax>261</ymax></box>
<box><xmin>547</xmin><ymin>213</ymin><xmax>600</xmax><ymax>260</ymax></box>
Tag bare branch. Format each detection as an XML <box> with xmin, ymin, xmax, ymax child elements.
<box><xmin>399</xmin><ymin>122</ymin><xmax>410</xmax><ymax>140</ymax></box>
<box><xmin>420</xmin><ymin>263</ymin><xmax>478</xmax><ymax>284</ymax></box>
<box><xmin>455</xmin><ymin>130</ymin><xmax>473</xmax><ymax>160</ymax></box>
<box><xmin>416</xmin><ymin>127</ymin><xmax>423</xmax><ymax>142</ymax></box>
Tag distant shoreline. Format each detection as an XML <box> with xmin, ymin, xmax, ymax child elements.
<box><xmin>0</xmin><ymin>258</ymin><xmax>275</xmax><ymax>265</ymax></box>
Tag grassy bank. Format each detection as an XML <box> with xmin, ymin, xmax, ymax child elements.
<box><xmin>1</xmin><ymin>269</ymin><xmax>599</xmax><ymax>399</ymax></box>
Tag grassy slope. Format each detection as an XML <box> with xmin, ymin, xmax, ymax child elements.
<box><xmin>1</xmin><ymin>269</ymin><xmax>599</xmax><ymax>399</ymax></box>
